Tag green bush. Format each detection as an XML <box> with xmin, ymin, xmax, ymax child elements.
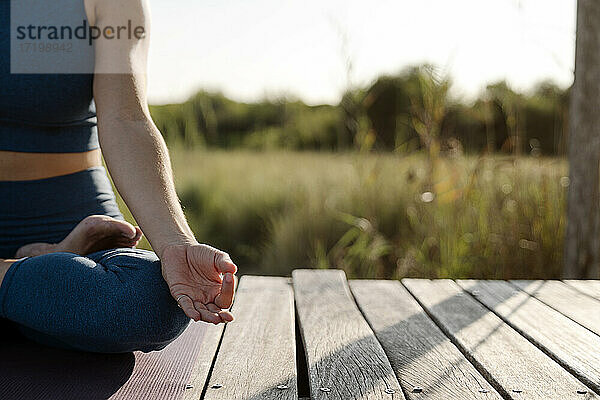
<box><xmin>149</xmin><ymin>65</ymin><xmax>569</xmax><ymax>156</ymax></box>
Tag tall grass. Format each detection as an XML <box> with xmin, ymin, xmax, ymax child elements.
<box><xmin>117</xmin><ymin>149</ymin><xmax>567</xmax><ymax>279</ymax></box>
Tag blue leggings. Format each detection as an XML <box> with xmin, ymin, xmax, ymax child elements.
<box><xmin>0</xmin><ymin>248</ymin><xmax>190</xmax><ymax>353</ymax></box>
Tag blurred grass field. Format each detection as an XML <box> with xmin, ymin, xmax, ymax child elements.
<box><xmin>115</xmin><ymin>149</ymin><xmax>567</xmax><ymax>279</ymax></box>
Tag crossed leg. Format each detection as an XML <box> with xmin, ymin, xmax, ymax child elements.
<box><xmin>0</xmin><ymin>216</ymin><xmax>190</xmax><ymax>353</ymax></box>
<box><xmin>0</xmin><ymin>248</ymin><xmax>190</xmax><ymax>353</ymax></box>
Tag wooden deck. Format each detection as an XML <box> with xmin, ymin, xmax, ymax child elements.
<box><xmin>1</xmin><ymin>269</ymin><xmax>599</xmax><ymax>399</ymax></box>
<box><xmin>187</xmin><ymin>270</ymin><xmax>600</xmax><ymax>400</ymax></box>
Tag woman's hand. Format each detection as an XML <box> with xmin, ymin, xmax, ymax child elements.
<box><xmin>160</xmin><ymin>243</ymin><xmax>238</xmax><ymax>324</ymax></box>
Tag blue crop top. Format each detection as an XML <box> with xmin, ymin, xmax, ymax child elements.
<box><xmin>0</xmin><ymin>0</ymin><xmax>99</xmax><ymax>153</ymax></box>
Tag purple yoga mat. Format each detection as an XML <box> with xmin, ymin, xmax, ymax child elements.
<box><xmin>0</xmin><ymin>321</ymin><xmax>212</xmax><ymax>400</ymax></box>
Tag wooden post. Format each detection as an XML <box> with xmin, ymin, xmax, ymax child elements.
<box><xmin>564</xmin><ymin>0</ymin><xmax>600</xmax><ymax>278</ymax></box>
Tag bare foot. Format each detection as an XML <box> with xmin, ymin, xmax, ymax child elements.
<box><xmin>15</xmin><ymin>215</ymin><xmax>143</xmax><ymax>258</ymax></box>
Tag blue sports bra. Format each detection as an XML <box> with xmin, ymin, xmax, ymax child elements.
<box><xmin>0</xmin><ymin>0</ymin><xmax>99</xmax><ymax>153</ymax></box>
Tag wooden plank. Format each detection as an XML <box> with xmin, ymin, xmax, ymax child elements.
<box><xmin>349</xmin><ymin>279</ymin><xmax>501</xmax><ymax>399</ymax></box>
<box><xmin>564</xmin><ymin>280</ymin><xmax>600</xmax><ymax>301</ymax></box>
<box><xmin>511</xmin><ymin>280</ymin><xmax>600</xmax><ymax>336</ymax></box>
<box><xmin>182</xmin><ymin>324</ymin><xmax>225</xmax><ymax>400</ymax></box>
<box><xmin>403</xmin><ymin>279</ymin><xmax>596</xmax><ymax>399</ymax></box>
<box><xmin>457</xmin><ymin>279</ymin><xmax>600</xmax><ymax>396</ymax></box>
<box><xmin>203</xmin><ymin>276</ymin><xmax>297</xmax><ymax>400</ymax></box>
<box><xmin>293</xmin><ymin>269</ymin><xmax>403</xmax><ymax>400</ymax></box>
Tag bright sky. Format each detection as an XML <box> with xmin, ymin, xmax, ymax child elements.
<box><xmin>146</xmin><ymin>0</ymin><xmax>576</xmax><ymax>105</ymax></box>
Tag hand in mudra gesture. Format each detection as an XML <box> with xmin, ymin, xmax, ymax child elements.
<box><xmin>160</xmin><ymin>243</ymin><xmax>238</xmax><ymax>324</ymax></box>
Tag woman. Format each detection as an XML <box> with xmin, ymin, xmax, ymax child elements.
<box><xmin>0</xmin><ymin>0</ymin><xmax>237</xmax><ymax>353</ymax></box>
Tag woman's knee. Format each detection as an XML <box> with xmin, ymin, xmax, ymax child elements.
<box><xmin>97</xmin><ymin>249</ymin><xmax>191</xmax><ymax>351</ymax></box>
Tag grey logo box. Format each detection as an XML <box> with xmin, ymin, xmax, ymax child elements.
<box><xmin>11</xmin><ymin>0</ymin><xmax>95</xmax><ymax>74</ymax></box>
<box><xmin>10</xmin><ymin>0</ymin><xmax>146</xmax><ymax>74</ymax></box>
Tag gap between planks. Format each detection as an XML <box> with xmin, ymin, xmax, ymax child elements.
<box><xmin>293</xmin><ymin>269</ymin><xmax>403</xmax><ymax>400</ymax></box>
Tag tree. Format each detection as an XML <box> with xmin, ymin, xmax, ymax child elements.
<box><xmin>564</xmin><ymin>0</ymin><xmax>600</xmax><ymax>278</ymax></box>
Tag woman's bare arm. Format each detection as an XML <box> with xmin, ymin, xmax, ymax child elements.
<box><xmin>90</xmin><ymin>0</ymin><xmax>196</xmax><ymax>257</ymax></box>
<box><xmin>89</xmin><ymin>0</ymin><xmax>237</xmax><ymax>323</ymax></box>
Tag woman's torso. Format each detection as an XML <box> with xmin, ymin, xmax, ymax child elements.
<box><xmin>0</xmin><ymin>0</ymin><xmax>123</xmax><ymax>256</ymax></box>
<box><xmin>0</xmin><ymin>0</ymin><xmax>99</xmax><ymax>155</ymax></box>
